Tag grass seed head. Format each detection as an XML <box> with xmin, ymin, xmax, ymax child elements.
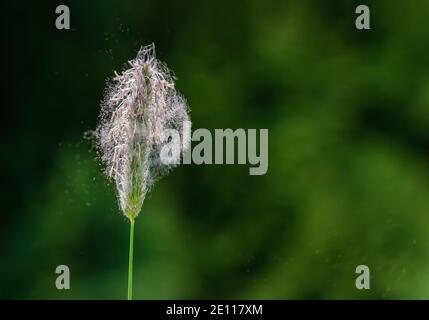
<box><xmin>95</xmin><ymin>44</ymin><xmax>191</xmax><ymax>220</ymax></box>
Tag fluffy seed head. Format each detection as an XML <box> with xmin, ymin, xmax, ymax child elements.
<box><xmin>94</xmin><ymin>44</ymin><xmax>191</xmax><ymax>220</ymax></box>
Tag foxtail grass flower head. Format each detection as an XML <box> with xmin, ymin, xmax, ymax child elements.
<box><xmin>95</xmin><ymin>44</ymin><xmax>191</xmax><ymax>220</ymax></box>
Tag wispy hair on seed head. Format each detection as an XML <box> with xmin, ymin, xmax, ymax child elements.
<box><xmin>94</xmin><ymin>43</ymin><xmax>190</xmax><ymax>220</ymax></box>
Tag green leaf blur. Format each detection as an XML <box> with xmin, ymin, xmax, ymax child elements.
<box><xmin>2</xmin><ymin>0</ymin><xmax>429</xmax><ymax>299</ymax></box>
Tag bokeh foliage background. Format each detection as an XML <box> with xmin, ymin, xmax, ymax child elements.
<box><xmin>2</xmin><ymin>0</ymin><xmax>429</xmax><ymax>299</ymax></box>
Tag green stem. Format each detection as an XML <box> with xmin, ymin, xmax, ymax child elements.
<box><xmin>128</xmin><ymin>217</ymin><xmax>135</xmax><ymax>300</ymax></box>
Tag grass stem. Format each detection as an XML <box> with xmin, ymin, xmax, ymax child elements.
<box><xmin>128</xmin><ymin>217</ymin><xmax>135</xmax><ymax>300</ymax></box>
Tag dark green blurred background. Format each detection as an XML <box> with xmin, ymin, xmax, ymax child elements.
<box><xmin>2</xmin><ymin>0</ymin><xmax>429</xmax><ymax>299</ymax></box>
